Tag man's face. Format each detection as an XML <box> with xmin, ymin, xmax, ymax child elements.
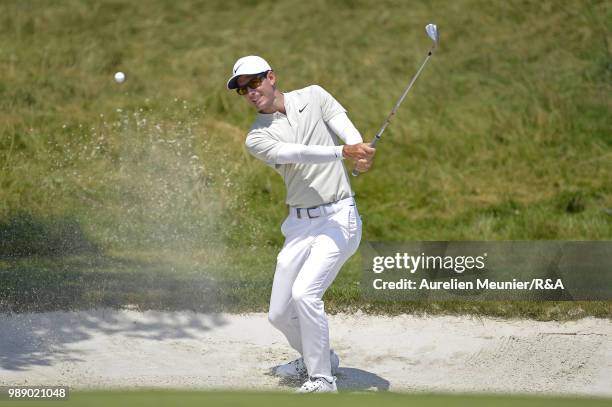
<box><xmin>236</xmin><ymin>71</ymin><xmax>276</xmax><ymax>112</ymax></box>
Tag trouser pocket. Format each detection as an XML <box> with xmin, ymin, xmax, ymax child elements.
<box><xmin>346</xmin><ymin>205</ymin><xmax>362</xmax><ymax>252</ymax></box>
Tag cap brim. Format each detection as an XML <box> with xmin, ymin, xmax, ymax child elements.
<box><xmin>226</xmin><ymin>75</ymin><xmax>240</xmax><ymax>90</ymax></box>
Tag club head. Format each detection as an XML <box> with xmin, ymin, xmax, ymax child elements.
<box><xmin>425</xmin><ymin>23</ymin><xmax>439</xmax><ymax>48</ymax></box>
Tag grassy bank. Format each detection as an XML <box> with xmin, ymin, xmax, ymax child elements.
<box><xmin>1</xmin><ymin>0</ymin><xmax>610</xmax><ymax>316</ymax></box>
<box><xmin>2</xmin><ymin>248</ymin><xmax>611</xmax><ymax>320</ymax></box>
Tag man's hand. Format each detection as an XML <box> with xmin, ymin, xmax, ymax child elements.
<box><xmin>342</xmin><ymin>143</ymin><xmax>375</xmax><ymax>161</ymax></box>
<box><xmin>343</xmin><ymin>143</ymin><xmax>376</xmax><ymax>173</ymax></box>
<box><xmin>354</xmin><ymin>158</ymin><xmax>372</xmax><ymax>173</ymax></box>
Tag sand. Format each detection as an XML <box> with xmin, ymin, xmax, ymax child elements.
<box><xmin>1</xmin><ymin>309</ymin><xmax>610</xmax><ymax>396</ymax></box>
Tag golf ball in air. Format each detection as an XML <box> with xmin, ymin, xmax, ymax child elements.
<box><xmin>114</xmin><ymin>72</ymin><xmax>126</xmax><ymax>83</ymax></box>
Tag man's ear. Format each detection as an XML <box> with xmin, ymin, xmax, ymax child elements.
<box><xmin>268</xmin><ymin>70</ymin><xmax>277</xmax><ymax>87</ymax></box>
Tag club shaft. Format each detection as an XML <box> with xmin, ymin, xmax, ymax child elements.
<box><xmin>352</xmin><ymin>48</ymin><xmax>435</xmax><ymax>176</ymax></box>
<box><xmin>370</xmin><ymin>50</ymin><xmax>432</xmax><ymax>148</ymax></box>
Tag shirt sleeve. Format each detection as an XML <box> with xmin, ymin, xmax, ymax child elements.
<box><xmin>327</xmin><ymin>112</ymin><xmax>363</xmax><ymax>145</ymax></box>
<box><xmin>275</xmin><ymin>143</ymin><xmax>344</xmax><ymax>164</ymax></box>
<box><xmin>245</xmin><ymin>131</ymin><xmax>344</xmax><ymax>165</ymax></box>
<box><xmin>312</xmin><ymin>85</ymin><xmax>347</xmax><ymax>122</ymax></box>
<box><xmin>245</xmin><ymin>131</ymin><xmax>283</xmax><ymax>165</ymax></box>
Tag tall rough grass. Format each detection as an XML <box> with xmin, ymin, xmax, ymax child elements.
<box><xmin>1</xmin><ymin>0</ymin><xmax>610</xmax><ymax>250</ymax></box>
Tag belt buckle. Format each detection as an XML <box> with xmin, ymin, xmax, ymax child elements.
<box><xmin>295</xmin><ymin>206</ymin><xmax>321</xmax><ymax>219</ymax></box>
<box><xmin>307</xmin><ymin>207</ymin><xmax>320</xmax><ymax>219</ymax></box>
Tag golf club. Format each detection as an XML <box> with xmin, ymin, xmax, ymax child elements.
<box><xmin>352</xmin><ymin>23</ymin><xmax>439</xmax><ymax>176</ymax></box>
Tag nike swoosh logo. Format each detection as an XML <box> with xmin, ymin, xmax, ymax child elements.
<box><xmin>299</xmin><ymin>104</ymin><xmax>308</xmax><ymax>113</ymax></box>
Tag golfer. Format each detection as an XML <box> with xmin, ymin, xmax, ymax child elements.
<box><xmin>227</xmin><ymin>55</ymin><xmax>375</xmax><ymax>393</ymax></box>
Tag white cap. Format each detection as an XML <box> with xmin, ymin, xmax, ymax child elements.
<box><xmin>226</xmin><ymin>55</ymin><xmax>272</xmax><ymax>90</ymax></box>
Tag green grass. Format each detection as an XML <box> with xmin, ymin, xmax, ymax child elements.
<box><xmin>2</xmin><ymin>248</ymin><xmax>610</xmax><ymax>319</ymax></box>
<box><xmin>0</xmin><ymin>0</ymin><xmax>610</xmax><ymax>317</ymax></box>
<box><xmin>2</xmin><ymin>390</ymin><xmax>611</xmax><ymax>407</ymax></box>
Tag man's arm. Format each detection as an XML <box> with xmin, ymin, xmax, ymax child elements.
<box><xmin>275</xmin><ymin>143</ymin><xmax>344</xmax><ymax>164</ymax></box>
<box><xmin>246</xmin><ymin>132</ymin><xmax>374</xmax><ymax>169</ymax></box>
<box><xmin>327</xmin><ymin>113</ymin><xmax>363</xmax><ymax>145</ymax></box>
<box><xmin>246</xmin><ymin>132</ymin><xmax>343</xmax><ymax>165</ymax></box>
<box><xmin>314</xmin><ymin>85</ymin><xmax>375</xmax><ymax>172</ymax></box>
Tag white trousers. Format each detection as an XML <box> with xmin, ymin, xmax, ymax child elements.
<box><xmin>268</xmin><ymin>197</ymin><xmax>362</xmax><ymax>380</ymax></box>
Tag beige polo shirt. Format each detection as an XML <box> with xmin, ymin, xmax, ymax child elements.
<box><xmin>245</xmin><ymin>85</ymin><xmax>354</xmax><ymax>208</ymax></box>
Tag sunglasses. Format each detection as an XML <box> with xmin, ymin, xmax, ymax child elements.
<box><xmin>236</xmin><ymin>71</ymin><xmax>269</xmax><ymax>95</ymax></box>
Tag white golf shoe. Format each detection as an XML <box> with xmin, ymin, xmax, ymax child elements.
<box><xmin>296</xmin><ymin>376</ymin><xmax>338</xmax><ymax>393</ymax></box>
<box><xmin>274</xmin><ymin>350</ymin><xmax>340</xmax><ymax>378</ymax></box>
